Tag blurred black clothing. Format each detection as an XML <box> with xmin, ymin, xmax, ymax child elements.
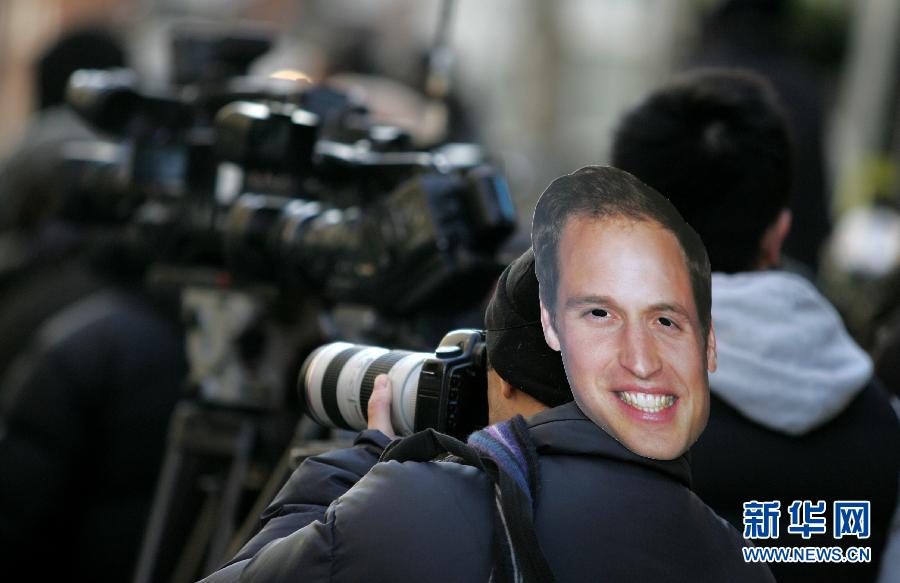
<box><xmin>693</xmin><ymin>385</ymin><xmax>899</xmax><ymax>583</ymax></box>
<box><xmin>0</xmin><ymin>249</ymin><xmax>100</xmax><ymax>380</ymax></box>
<box><xmin>876</xmin><ymin>355</ymin><xmax>900</xmax><ymax>400</ymax></box>
<box><xmin>871</xmin><ymin>259</ymin><xmax>900</xmax><ymax>390</ymax></box>
<box><xmin>0</xmin><ymin>286</ymin><xmax>186</xmax><ymax>583</ymax></box>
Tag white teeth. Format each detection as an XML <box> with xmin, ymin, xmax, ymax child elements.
<box><xmin>617</xmin><ymin>391</ymin><xmax>676</xmax><ymax>413</ymax></box>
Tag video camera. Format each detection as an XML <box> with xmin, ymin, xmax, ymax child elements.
<box><xmin>62</xmin><ymin>49</ymin><xmax>515</xmax><ymax>315</ymax></box>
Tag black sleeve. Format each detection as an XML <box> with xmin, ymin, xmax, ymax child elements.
<box><xmin>214</xmin><ymin>429</ymin><xmax>392</xmax><ymax>569</ymax></box>
<box><xmin>0</xmin><ymin>342</ymin><xmax>87</xmax><ymax>558</ymax></box>
<box><xmin>201</xmin><ymin>457</ymin><xmax>495</xmax><ymax>583</ymax></box>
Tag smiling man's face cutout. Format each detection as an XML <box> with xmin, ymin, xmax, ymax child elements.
<box><xmin>532</xmin><ymin>168</ymin><xmax>716</xmax><ymax>460</ymax></box>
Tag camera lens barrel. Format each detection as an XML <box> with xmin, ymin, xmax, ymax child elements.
<box><xmin>359</xmin><ymin>350</ymin><xmax>414</xmax><ymax>420</ymax></box>
<box><xmin>300</xmin><ymin>342</ymin><xmax>427</xmax><ymax>434</ymax></box>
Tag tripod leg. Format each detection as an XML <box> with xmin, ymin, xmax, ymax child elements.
<box><xmin>203</xmin><ymin>419</ymin><xmax>255</xmax><ymax>574</ymax></box>
<box><xmin>133</xmin><ymin>405</ymin><xmax>191</xmax><ymax>583</ymax></box>
<box><xmin>171</xmin><ymin>493</ymin><xmax>220</xmax><ymax>583</ymax></box>
<box><xmin>225</xmin><ymin>441</ymin><xmax>293</xmax><ymax>559</ymax></box>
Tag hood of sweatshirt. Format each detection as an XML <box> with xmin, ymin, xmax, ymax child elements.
<box><xmin>709</xmin><ymin>271</ymin><xmax>873</xmax><ymax>435</ymax></box>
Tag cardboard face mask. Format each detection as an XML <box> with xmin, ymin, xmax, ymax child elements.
<box><xmin>531</xmin><ymin>166</ymin><xmax>716</xmax><ymax>460</ymax></box>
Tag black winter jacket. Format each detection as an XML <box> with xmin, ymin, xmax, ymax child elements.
<box><xmin>693</xmin><ymin>386</ymin><xmax>900</xmax><ymax>583</ymax></box>
<box><xmin>204</xmin><ymin>403</ymin><xmax>773</xmax><ymax>582</ymax></box>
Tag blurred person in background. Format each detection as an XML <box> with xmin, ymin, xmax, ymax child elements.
<box><xmin>689</xmin><ymin>0</ymin><xmax>836</xmax><ymax>276</ymax></box>
<box><xmin>611</xmin><ymin>67</ymin><xmax>900</xmax><ymax>583</ymax></box>
<box><xmin>0</xmin><ymin>253</ymin><xmax>187</xmax><ymax>583</ymax></box>
<box><xmin>0</xmin><ymin>25</ymin><xmax>126</xmax><ymax>377</ymax></box>
<box><xmin>0</xmin><ymin>25</ymin><xmax>188</xmax><ymax>583</ymax></box>
<box><xmin>0</xmin><ymin>24</ymin><xmax>125</xmax><ymax>249</ymax></box>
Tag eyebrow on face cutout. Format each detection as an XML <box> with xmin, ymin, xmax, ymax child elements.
<box><xmin>564</xmin><ymin>295</ymin><xmax>692</xmax><ymax>320</ymax></box>
<box><xmin>565</xmin><ymin>295</ymin><xmax>616</xmax><ymax>310</ymax></box>
<box><xmin>647</xmin><ymin>302</ymin><xmax>692</xmax><ymax>321</ymax></box>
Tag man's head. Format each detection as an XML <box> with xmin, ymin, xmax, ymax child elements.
<box><xmin>532</xmin><ymin>166</ymin><xmax>715</xmax><ymax>460</ymax></box>
<box><xmin>611</xmin><ymin>68</ymin><xmax>792</xmax><ymax>273</ymax></box>
<box><xmin>484</xmin><ymin>248</ymin><xmax>571</xmax><ymax>424</ymax></box>
<box><xmin>36</xmin><ymin>26</ymin><xmax>126</xmax><ymax>111</ymax></box>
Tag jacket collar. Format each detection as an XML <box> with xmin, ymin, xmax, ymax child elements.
<box><xmin>526</xmin><ymin>401</ymin><xmax>693</xmax><ymax>488</ymax></box>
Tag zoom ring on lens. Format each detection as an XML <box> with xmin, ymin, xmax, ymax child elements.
<box><xmin>360</xmin><ymin>351</ymin><xmax>413</xmax><ymax>420</ymax></box>
<box><xmin>322</xmin><ymin>346</ymin><xmax>365</xmax><ymax>430</ymax></box>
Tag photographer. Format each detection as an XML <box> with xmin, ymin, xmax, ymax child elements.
<box><xmin>204</xmin><ymin>245</ymin><xmax>568</xmax><ymax>580</ymax></box>
<box><xmin>202</xmin><ymin>167</ymin><xmax>772</xmax><ymax>582</ymax></box>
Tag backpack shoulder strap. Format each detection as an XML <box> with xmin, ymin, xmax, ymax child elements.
<box><xmin>380</xmin><ymin>418</ymin><xmax>556</xmax><ymax>583</ymax></box>
<box><xmin>381</xmin><ymin>427</ymin><xmax>485</xmax><ymax>469</ymax></box>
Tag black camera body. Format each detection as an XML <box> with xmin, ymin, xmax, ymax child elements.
<box><xmin>413</xmin><ymin>329</ymin><xmax>488</xmax><ymax>438</ymax></box>
<box><xmin>299</xmin><ymin>329</ymin><xmax>488</xmax><ymax>439</ymax></box>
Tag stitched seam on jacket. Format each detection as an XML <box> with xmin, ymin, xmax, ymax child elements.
<box><xmin>327</xmin><ymin>497</ymin><xmax>340</xmax><ymax>583</ymax></box>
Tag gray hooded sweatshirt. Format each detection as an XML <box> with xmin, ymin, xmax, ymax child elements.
<box><xmin>708</xmin><ymin>271</ymin><xmax>898</xmax><ymax>582</ymax></box>
<box><xmin>710</xmin><ymin>271</ymin><xmax>873</xmax><ymax>435</ymax></box>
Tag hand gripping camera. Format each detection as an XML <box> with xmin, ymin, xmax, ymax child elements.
<box><xmin>299</xmin><ymin>329</ymin><xmax>487</xmax><ymax>439</ymax></box>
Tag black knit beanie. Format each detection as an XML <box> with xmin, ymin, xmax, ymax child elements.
<box><xmin>485</xmin><ymin>248</ymin><xmax>571</xmax><ymax>407</ymax></box>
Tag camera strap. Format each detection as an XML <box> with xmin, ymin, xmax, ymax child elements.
<box><xmin>381</xmin><ymin>416</ymin><xmax>555</xmax><ymax>583</ymax></box>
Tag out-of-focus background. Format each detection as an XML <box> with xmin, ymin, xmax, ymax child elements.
<box><xmin>3</xmin><ymin>0</ymin><xmax>898</xmax><ymax>342</ymax></box>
